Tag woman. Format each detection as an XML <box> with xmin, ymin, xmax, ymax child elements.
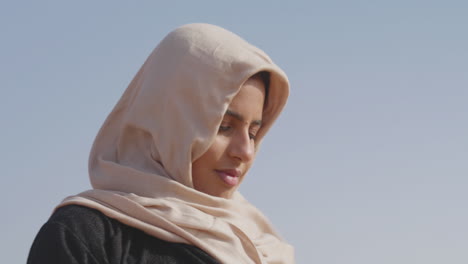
<box><xmin>28</xmin><ymin>23</ymin><xmax>294</xmax><ymax>264</ymax></box>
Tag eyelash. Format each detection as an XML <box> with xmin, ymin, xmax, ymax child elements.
<box><xmin>218</xmin><ymin>125</ymin><xmax>231</xmax><ymax>132</ymax></box>
<box><xmin>218</xmin><ymin>125</ymin><xmax>257</xmax><ymax>140</ymax></box>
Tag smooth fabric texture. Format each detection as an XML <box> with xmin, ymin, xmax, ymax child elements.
<box><xmin>28</xmin><ymin>205</ymin><xmax>220</xmax><ymax>264</ymax></box>
<box><xmin>57</xmin><ymin>23</ymin><xmax>294</xmax><ymax>263</ymax></box>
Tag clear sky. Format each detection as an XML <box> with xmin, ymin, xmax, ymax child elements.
<box><xmin>2</xmin><ymin>1</ymin><xmax>467</xmax><ymax>263</ymax></box>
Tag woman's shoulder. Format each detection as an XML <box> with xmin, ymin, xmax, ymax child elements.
<box><xmin>48</xmin><ymin>204</ymin><xmax>118</xmax><ymax>236</ymax></box>
<box><xmin>51</xmin><ymin>204</ymin><xmax>109</xmax><ymax>221</ymax></box>
<box><xmin>27</xmin><ymin>205</ymin><xmax>116</xmax><ymax>264</ymax></box>
<box><xmin>28</xmin><ymin>205</ymin><xmax>220</xmax><ymax>264</ymax></box>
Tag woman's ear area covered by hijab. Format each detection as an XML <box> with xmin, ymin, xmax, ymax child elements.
<box><xmin>191</xmin><ymin>74</ymin><xmax>267</xmax><ymax>199</ymax></box>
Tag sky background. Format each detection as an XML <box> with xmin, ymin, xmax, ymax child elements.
<box><xmin>1</xmin><ymin>1</ymin><xmax>467</xmax><ymax>263</ymax></box>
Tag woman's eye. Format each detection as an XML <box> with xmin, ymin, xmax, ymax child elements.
<box><xmin>218</xmin><ymin>125</ymin><xmax>231</xmax><ymax>132</ymax></box>
<box><xmin>249</xmin><ymin>129</ymin><xmax>258</xmax><ymax>140</ymax></box>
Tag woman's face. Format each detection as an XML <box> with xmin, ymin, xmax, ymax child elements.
<box><xmin>192</xmin><ymin>77</ymin><xmax>266</xmax><ymax>199</ymax></box>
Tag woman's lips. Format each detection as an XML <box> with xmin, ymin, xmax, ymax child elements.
<box><xmin>215</xmin><ymin>169</ymin><xmax>240</xmax><ymax>186</ymax></box>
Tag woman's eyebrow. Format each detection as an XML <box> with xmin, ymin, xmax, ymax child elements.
<box><xmin>226</xmin><ymin>109</ymin><xmax>262</xmax><ymax>126</ymax></box>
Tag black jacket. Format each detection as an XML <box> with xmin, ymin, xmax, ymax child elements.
<box><xmin>27</xmin><ymin>205</ymin><xmax>220</xmax><ymax>264</ymax></box>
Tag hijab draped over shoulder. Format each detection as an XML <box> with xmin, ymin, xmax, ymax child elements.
<box><xmin>58</xmin><ymin>23</ymin><xmax>294</xmax><ymax>264</ymax></box>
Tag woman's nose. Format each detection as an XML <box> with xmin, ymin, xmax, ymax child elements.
<box><xmin>228</xmin><ymin>130</ymin><xmax>255</xmax><ymax>163</ymax></box>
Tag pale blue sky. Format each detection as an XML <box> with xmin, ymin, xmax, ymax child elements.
<box><xmin>2</xmin><ymin>1</ymin><xmax>467</xmax><ymax>263</ymax></box>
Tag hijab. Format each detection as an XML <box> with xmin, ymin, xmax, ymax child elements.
<box><xmin>58</xmin><ymin>23</ymin><xmax>294</xmax><ymax>264</ymax></box>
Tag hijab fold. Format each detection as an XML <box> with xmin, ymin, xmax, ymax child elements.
<box><xmin>58</xmin><ymin>23</ymin><xmax>294</xmax><ymax>264</ymax></box>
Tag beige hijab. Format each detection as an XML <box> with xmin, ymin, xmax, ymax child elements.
<box><xmin>58</xmin><ymin>23</ymin><xmax>294</xmax><ymax>264</ymax></box>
